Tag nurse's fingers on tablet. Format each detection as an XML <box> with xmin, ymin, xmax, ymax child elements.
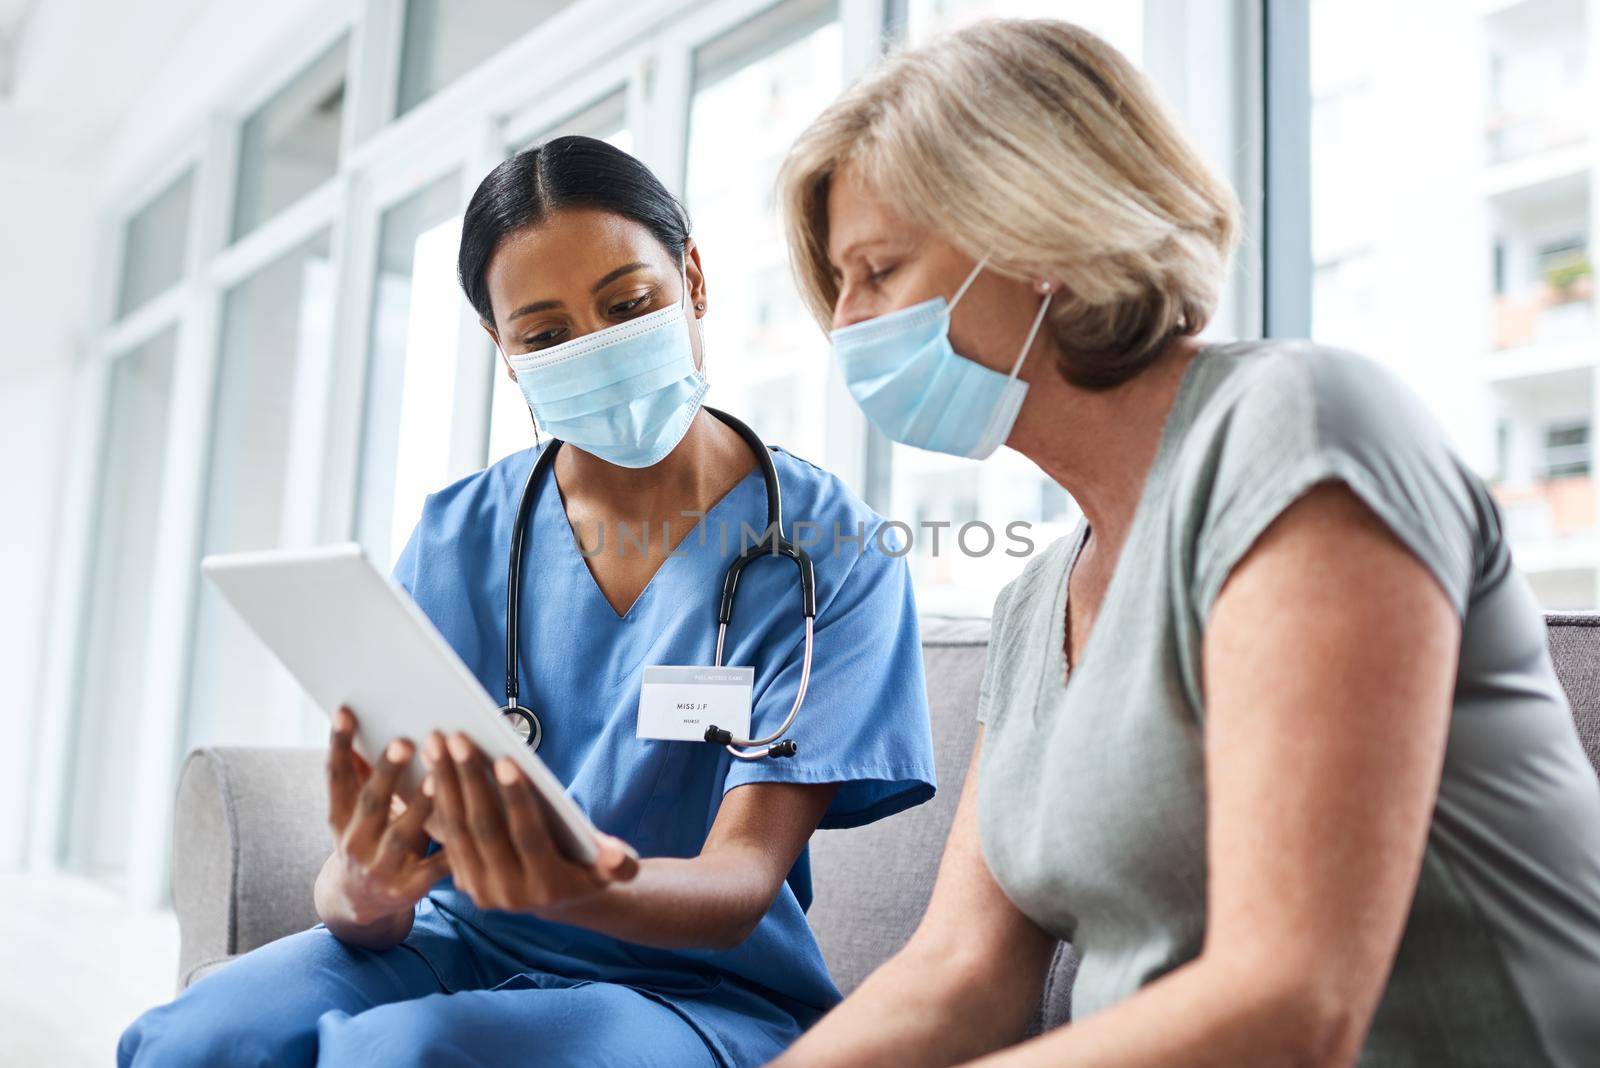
<box><xmin>495</xmin><ymin>759</ymin><xmax>558</xmax><ymax>873</ymax></box>
<box><xmin>449</xmin><ymin>734</ymin><xmax>522</xmax><ymax>905</ymax></box>
<box><xmin>425</xmin><ymin>732</ymin><xmax>485</xmax><ymax>896</ymax></box>
<box><xmin>494</xmin><ymin>761</ymin><xmax>622</xmax><ymax>900</ymax></box>
<box><xmin>374</xmin><ymin>780</ymin><xmax>435</xmax><ymax>874</ymax></box>
<box><xmin>344</xmin><ymin>737</ymin><xmax>412</xmax><ymax>860</ymax></box>
<box><xmin>326</xmin><ymin>706</ymin><xmax>362</xmax><ymax>831</ymax></box>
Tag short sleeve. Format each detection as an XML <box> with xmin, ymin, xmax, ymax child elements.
<box><xmin>390</xmin><ymin>509</ymin><xmax>423</xmax><ymax>595</ymax></box>
<box><xmin>723</xmin><ymin>520</ymin><xmax>937</xmax><ymax>830</ymax></box>
<box><xmin>1189</xmin><ymin>347</ymin><xmax>1491</xmax><ymax>624</ymax></box>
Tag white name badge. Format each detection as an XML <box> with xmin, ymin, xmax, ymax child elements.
<box><xmin>638</xmin><ymin>666</ymin><xmax>754</xmax><ymax>743</ymax></box>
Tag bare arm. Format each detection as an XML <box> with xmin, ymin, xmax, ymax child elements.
<box><xmin>775</xmin><ymin>733</ymin><xmax>1059</xmax><ymax>1067</ymax></box>
<box><xmin>961</xmin><ymin>482</ymin><xmax>1459</xmax><ymax>1067</ymax></box>
<box><xmin>426</xmin><ymin>730</ymin><xmax>839</xmax><ymax>949</ymax></box>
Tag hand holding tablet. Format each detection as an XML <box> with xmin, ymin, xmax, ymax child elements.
<box><xmin>202</xmin><ymin>543</ymin><xmax>605</xmax><ymax>867</ymax></box>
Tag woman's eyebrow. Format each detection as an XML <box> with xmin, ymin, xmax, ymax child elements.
<box><xmin>828</xmin><ymin>239</ymin><xmax>896</xmax><ymax>269</ymax></box>
<box><xmin>590</xmin><ymin>261</ymin><xmax>649</xmax><ymax>293</ymax></box>
<box><xmin>507</xmin><ymin>298</ymin><xmax>561</xmax><ymax>320</ymax></box>
<box><xmin>828</xmin><ymin>240</ymin><xmax>863</xmax><ymax>268</ymax></box>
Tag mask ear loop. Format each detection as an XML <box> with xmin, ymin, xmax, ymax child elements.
<box><xmin>949</xmin><ymin>255</ymin><xmax>1053</xmax><ymax>381</ymax></box>
<box><xmin>948</xmin><ymin>255</ymin><xmax>989</xmax><ymax>311</ymax></box>
<box><xmin>1009</xmin><ymin>292</ymin><xmax>1054</xmax><ymax>382</ymax></box>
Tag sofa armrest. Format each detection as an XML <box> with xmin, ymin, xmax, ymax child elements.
<box><xmin>172</xmin><ymin>746</ymin><xmax>331</xmax><ymax>990</ymax></box>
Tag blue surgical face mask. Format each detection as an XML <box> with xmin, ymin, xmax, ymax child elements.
<box><xmin>504</xmin><ymin>265</ymin><xmax>708</xmax><ymax>469</ymax></box>
<box><xmin>828</xmin><ymin>258</ymin><xmax>1052</xmax><ymax>460</ymax></box>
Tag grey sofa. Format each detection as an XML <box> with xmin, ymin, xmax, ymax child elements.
<box><xmin>170</xmin><ymin>614</ymin><xmax>1600</xmax><ymax>1033</ymax></box>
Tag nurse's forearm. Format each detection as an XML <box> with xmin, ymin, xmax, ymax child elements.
<box><xmin>533</xmin><ymin>847</ymin><xmax>778</xmax><ymax>950</ymax></box>
<box><xmin>313</xmin><ymin>851</ymin><xmax>416</xmax><ymax>950</ymax></box>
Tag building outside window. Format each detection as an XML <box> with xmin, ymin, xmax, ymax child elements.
<box><xmin>1543</xmin><ymin>418</ymin><xmax>1592</xmax><ymax>478</ymax></box>
<box><xmin>1311</xmin><ymin>0</ymin><xmax>1599</xmax><ymax>608</ymax></box>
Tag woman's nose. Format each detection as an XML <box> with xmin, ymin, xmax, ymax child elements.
<box><xmin>831</xmin><ymin>290</ymin><xmax>875</xmax><ymax>331</ymax></box>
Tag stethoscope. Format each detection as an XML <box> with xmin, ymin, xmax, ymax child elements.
<box><xmin>501</xmin><ymin>407</ymin><xmax>816</xmax><ymax>761</ymax></box>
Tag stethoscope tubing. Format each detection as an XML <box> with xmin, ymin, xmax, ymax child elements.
<box><xmin>713</xmin><ymin>616</ymin><xmax>814</xmax><ymax>760</ymax></box>
<box><xmin>505</xmin><ymin>407</ymin><xmax>814</xmax><ymax>760</ymax></box>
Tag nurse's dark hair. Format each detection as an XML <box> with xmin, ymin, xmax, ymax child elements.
<box><xmin>457</xmin><ymin>135</ymin><xmax>692</xmax><ymax>325</ymax></box>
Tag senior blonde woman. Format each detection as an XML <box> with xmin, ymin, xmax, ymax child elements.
<box><xmin>769</xmin><ymin>18</ymin><xmax>1600</xmax><ymax>1068</ymax></box>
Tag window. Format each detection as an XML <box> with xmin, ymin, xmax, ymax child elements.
<box><xmin>62</xmin><ymin>328</ymin><xmax>178</xmax><ymax>880</ymax></box>
<box><xmin>185</xmin><ymin>231</ymin><xmax>335</xmax><ymax>750</ymax></box>
<box><xmin>1543</xmin><ymin>420</ymin><xmax>1591</xmax><ymax>479</ymax></box>
<box><xmin>355</xmin><ymin>174</ymin><xmax>465</xmax><ymax>568</ymax></box>
<box><xmin>485</xmin><ymin>92</ymin><xmax>634</xmax><ymax>467</ymax></box>
<box><xmin>1485</xmin><ymin>1</ymin><xmax>1588</xmax><ymax>165</ymax></box>
<box><xmin>397</xmin><ymin>0</ymin><xmax>572</xmax><ymax>117</ymax></box>
<box><xmin>507</xmin><ymin>90</ymin><xmax>631</xmax><ymax>156</ymax></box>
<box><xmin>1310</xmin><ymin>0</ymin><xmax>1598</xmax><ymax>608</ymax></box>
<box><xmin>232</xmin><ymin>39</ymin><xmax>348</xmax><ymax>242</ymax></box>
<box><xmin>116</xmin><ymin>171</ymin><xmax>193</xmax><ymax>318</ymax></box>
<box><xmin>683</xmin><ymin>0</ymin><xmax>842</xmax><ymax>467</ymax></box>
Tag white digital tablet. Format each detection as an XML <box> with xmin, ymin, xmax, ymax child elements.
<box><xmin>201</xmin><ymin>542</ymin><xmax>599</xmax><ymax>865</ymax></box>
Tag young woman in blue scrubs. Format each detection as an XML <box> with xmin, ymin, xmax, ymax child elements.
<box><xmin>118</xmin><ymin>136</ymin><xmax>936</xmax><ymax>1067</ymax></box>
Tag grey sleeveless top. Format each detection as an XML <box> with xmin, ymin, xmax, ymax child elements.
<box><xmin>976</xmin><ymin>340</ymin><xmax>1600</xmax><ymax>1066</ymax></box>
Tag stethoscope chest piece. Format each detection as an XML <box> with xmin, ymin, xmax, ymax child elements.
<box><xmin>502</xmin><ymin>704</ymin><xmax>542</xmax><ymax>752</ymax></box>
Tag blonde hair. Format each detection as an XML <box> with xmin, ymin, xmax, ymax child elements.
<box><xmin>778</xmin><ymin>18</ymin><xmax>1241</xmax><ymax>388</ymax></box>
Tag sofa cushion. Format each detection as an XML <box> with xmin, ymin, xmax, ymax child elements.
<box><xmin>1546</xmin><ymin>613</ymin><xmax>1600</xmax><ymax>779</ymax></box>
<box><xmin>173</xmin><ymin>747</ymin><xmax>330</xmax><ymax>987</ymax></box>
<box><xmin>805</xmin><ymin>616</ymin><xmax>1075</xmax><ymax>1030</ymax></box>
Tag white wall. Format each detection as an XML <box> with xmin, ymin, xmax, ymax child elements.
<box><xmin>0</xmin><ymin>159</ymin><xmax>93</xmax><ymax>866</ymax></box>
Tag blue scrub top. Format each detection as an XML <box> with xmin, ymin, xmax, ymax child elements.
<box><xmin>389</xmin><ymin>441</ymin><xmax>936</xmax><ymax>1062</ymax></box>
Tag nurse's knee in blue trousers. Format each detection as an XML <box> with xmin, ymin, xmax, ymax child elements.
<box><xmin>314</xmin><ymin>982</ymin><xmax>719</xmax><ymax>1067</ymax></box>
<box><xmin>117</xmin><ymin>926</ymin><xmax>443</xmax><ymax>1068</ymax></box>
<box><xmin>118</xmin><ymin>991</ymin><xmax>313</xmax><ymax>1068</ymax></box>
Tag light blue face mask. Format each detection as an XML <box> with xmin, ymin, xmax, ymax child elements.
<box><xmin>829</xmin><ymin>258</ymin><xmax>1052</xmax><ymax>460</ymax></box>
<box><xmin>505</xmin><ymin>266</ymin><xmax>708</xmax><ymax>469</ymax></box>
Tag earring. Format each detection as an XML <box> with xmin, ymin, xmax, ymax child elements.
<box><xmin>1034</xmin><ymin>279</ymin><xmax>1055</xmax><ymax>295</ymax></box>
<box><xmin>695</xmin><ymin>302</ymin><xmax>706</xmax><ymax>312</ymax></box>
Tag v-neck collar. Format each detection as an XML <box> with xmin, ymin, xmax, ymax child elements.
<box><xmin>1038</xmin><ymin>349</ymin><xmax>1210</xmax><ymax>722</ymax></box>
<box><xmin>541</xmin><ymin>450</ymin><xmax>767</xmax><ymax>622</ymax></box>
